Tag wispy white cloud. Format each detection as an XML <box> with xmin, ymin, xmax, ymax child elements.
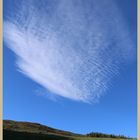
<box><xmin>4</xmin><ymin>0</ymin><xmax>135</xmax><ymax>103</ymax></box>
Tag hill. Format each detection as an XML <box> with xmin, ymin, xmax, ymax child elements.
<box><xmin>3</xmin><ymin>120</ymin><xmax>136</xmax><ymax>140</ymax></box>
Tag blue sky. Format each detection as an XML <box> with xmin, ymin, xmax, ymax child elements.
<box><xmin>3</xmin><ymin>0</ymin><xmax>137</xmax><ymax>137</ymax></box>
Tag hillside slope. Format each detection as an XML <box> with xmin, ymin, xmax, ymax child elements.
<box><xmin>3</xmin><ymin>120</ymin><xmax>135</xmax><ymax>140</ymax></box>
<box><xmin>3</xmin><ymin>120</ymin><xmax>80</xmax><ymax>136</ymax></box>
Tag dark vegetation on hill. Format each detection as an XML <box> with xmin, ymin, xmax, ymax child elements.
<box><xmin>86</xmin><ymin>132</ymin><xmax>130</xmax><ymax>139</ymax></box>
<box><xmin>3</xmin><ymin>120</ymin><xmax>135</xmax><ymax>140</ymax></box>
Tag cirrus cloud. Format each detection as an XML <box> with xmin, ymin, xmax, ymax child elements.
<box><xmin>4</xmin><ymin>0</ymin><xmax>135</xmax><ymax>103</ymax></box>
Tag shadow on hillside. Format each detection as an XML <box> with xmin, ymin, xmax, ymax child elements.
<box><xmin>3</xmin><ymin>130</ymin><xmax>73</xmax><ymax>140</ymax></box>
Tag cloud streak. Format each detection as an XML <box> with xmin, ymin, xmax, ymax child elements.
<box><xmin>4</xmin><ymin>0</ymin><xmax>135</xmax><ymax>103</ymax></box>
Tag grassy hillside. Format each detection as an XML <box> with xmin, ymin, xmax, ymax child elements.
<box><xmin>3</xmin><ymin>120</ymin><xmax>136</xmax><ymax>140</ymax></box>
